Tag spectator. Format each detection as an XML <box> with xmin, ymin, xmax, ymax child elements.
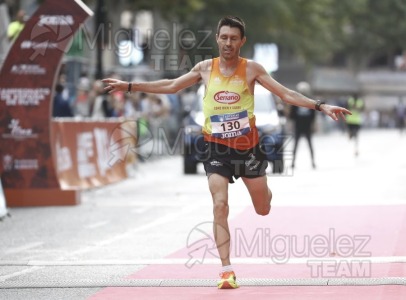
<box><xmin>180</xmin><ymin>87</ymin><xmax>197</xmax><ymax>111</ymax></box>
<box><xmin>136</xmin><ymin>92</ymin><xmax>152</xmax><ymax>141</ymax></box>
<box><xmin>148</xmin><ymin>94</ymin><xmax>170</xmax><ymax>135</ymax></box>
<box><xmin>123</xmin><ymin>93</ymin><xmax>138</xmax><ymax>119</ymax></box>
<box><xmin>90</xmin><ymin>80</ymin><xmax>114</xmax><ymax>119</ymax></box>
<box><xmin>394</xmin><ymin>98</ymin><xmax>405</xmax><ymax>134</ymax></box>
<box><xmin>112</xmin><ymin>92</ymin><xmax>125</xmax><ymax>117</ymax></box>
<box><xmin>74</xmin><ymin>80</ymin><xmax>91</xmax><ymax>117</ymax></box>
<box><xmin>290</xmin><ymin>82</ymin><xmax>317</xmax><ymax>169</ymax></box>
<box><xmin>166</xmin><ymin>93</ymin><xmax>182</xmax><ymax>145</ymax></box>
<box><xmin>346</xmin><ymin>93</ymin><xmax>365</xmax><ymax>156</ymax></box>
<box><xmin>53</xmin><ymin>84</ymin><xmax>73</xmax><ymax>117</ymax></box>
<box><xmin>7</xmin><ymin>10</ymin><xmax>26</xmax><ymax>42</ymax></box>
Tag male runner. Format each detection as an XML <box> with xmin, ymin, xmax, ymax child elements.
<box><xmin>103</xmin><ymin>16</ymin><xmax>351</xmax><ymax>289</ymax></box>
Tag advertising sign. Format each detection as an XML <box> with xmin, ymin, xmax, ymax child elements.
<box><xmin>0</xmin><ymin>0</ymin><xmax>93</xmax><ymax>206</ymax></box>
<box><xmin>52</xmin><ymin>120</ymin><xmax>131</xmax><ymax>190</ymax></box>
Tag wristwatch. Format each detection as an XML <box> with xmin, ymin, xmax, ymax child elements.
<box><xmin>315</xmin><ymin>100</ymin><xmax>325</xmax><ymax>111</ymax></box>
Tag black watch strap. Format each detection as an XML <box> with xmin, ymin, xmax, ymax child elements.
<box><xmin>315</xmin><ymin>100</ymin><xmax>325</xmax><ymax>111</ymax></box>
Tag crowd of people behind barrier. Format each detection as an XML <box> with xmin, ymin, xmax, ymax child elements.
<box><xmin>53</xmin><ymin>72</ymin><xmax>198</xmax><ymax>147</ymax></box>
<box><xmin>4</xmin><ymin>8</ymin><xmax>405</xmax><ymax>137</ymax></box>
<box><xmin>53</xmin><ymin>70</ymin><xmax>406</xmax><ymax>135</ymax></box>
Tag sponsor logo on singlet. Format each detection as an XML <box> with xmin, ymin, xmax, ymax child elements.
<box><xmin>213</xmin><ymin>91</ymin><xmax>241</xmax><ymax>104</ymax></box>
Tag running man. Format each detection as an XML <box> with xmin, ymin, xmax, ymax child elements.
<box><xmin>103</xmin><ymin>16</ymin><xmax>351</xmax><ymax>289</ymax></box>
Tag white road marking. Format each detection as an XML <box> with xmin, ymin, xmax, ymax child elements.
<box><xmin>0</xmin><ymin>266</ymin><xmax>43</xmax><ymax>282</ymax></box>
<box><xmin>0</xmin><ymin>242</ymin><xmax>45</xmax><ymax>282</ymax></box>
<box><xmin>130</xmin><ymin>207</ymin><xmax>149</xmax><ymax>214</ymax></box>
<box><xmin>4</xmin><ymin>242</ymin><xmax>44</xmax><ymax>254</ymax></box>
<box><xmin>0</xmin><ymin>206</ymin><xmax>198</xmax><ymax>282</ymax></box>
<box><xmin>66</xmin><ymin>205</ymin><xmax>199</xmax><ymax>256</ymax></box>
<box><xmin>1</xmin><ymin>277</ymin><xmax>405</xmax><ymax>288</ymax></box>
<box><xmin>84</xmin><ymin>221</ymin><xmax>109</xmax><ymax>229</ymax></box>
<box><xmin>1</xmin><ymin>256</ymin><xmax>406</xmax><ymax>266</ymax></box>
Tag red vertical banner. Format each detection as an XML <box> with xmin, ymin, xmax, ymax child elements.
<box><xmin>0</xmin><ymin>0</ymin><xmax>93</xmax><ymax>206</ymax></box>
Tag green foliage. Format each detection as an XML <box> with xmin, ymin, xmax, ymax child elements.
<box><xmin>49</xmin><ymin>0</ymin><xmax>406</xmax><ymax>68</ymax></box>
<box><xmin>185</xmin><ymin>0</ymin><xmax>406</xmax><ymax>68</ymax></box>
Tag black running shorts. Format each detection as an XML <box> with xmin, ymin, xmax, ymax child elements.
<box><xmin>202</xmin><ymin>142</ymin><xmax>268</xmax><ymax>183</ymax></box>
<box><xmin>347</xmin><ymin>124</ymin><xmax>361</xmax><ymax>138</ymax></box>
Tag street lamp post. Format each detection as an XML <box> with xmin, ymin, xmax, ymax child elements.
<box><xmin>95</xmin><ymin>0</ymin><xmax>106</xmax><ymax>79</ymax></box>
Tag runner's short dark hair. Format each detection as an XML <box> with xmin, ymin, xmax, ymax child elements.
<box><xmin>217</xmin><ymin>16</ymin><xmax>246</xmax><ymax>38</ymax></box>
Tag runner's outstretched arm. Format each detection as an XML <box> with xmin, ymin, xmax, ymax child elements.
<box><xmin>102</xmin><ymin>62</ymin><xmax>204</xmax><ymax>94</ymax></box>
<box><xmin>251</xmin><ymin>61</ymin><xmax>351</xmax><ymax>121</ymax></box>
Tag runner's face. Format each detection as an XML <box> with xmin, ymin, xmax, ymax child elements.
<box><xmin>216</xmin><ymin>26</ymin><xmax>246</xmax><ymax>60</ymax></box>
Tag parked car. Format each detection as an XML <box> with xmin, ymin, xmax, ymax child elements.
<box><xmin>183</xmin><ymin>84</ymin><xmax>286</xmax><ymax>174</ymax></box>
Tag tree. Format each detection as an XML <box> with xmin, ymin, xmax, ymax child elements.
<box><xmin>68</xmin><ymin>0</ymin><xmax>406</xmax><ymax>73</ymax></box>
<box><xmin>333</xmin><ymin>0</ymin><xmax>406</xmax><ymax>70</ymax></box>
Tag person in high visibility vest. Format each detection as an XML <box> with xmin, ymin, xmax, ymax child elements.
<box><xmin>7</xmin><ymin>10</ymin><xmax>26</xmax><ymax>42</ymax></box>
<box><xmin>346</xmin><ymin>94</ymin><xmax>364</xmax><ymax>156</ymax></box>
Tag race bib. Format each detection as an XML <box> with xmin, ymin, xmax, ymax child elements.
<box><xmin>210</xmin><ymin>110</ymin><xmax>251</xmax><ymax>139</ymax></box>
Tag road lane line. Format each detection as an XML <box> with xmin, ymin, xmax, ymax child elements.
<box><xmin>1</xmin><ymin>256</ymin><xmax>406</xmax><ymax>266</ymax></box>
<box><xmin>0</xmin><ymin>203</ymin><xmax>199</xmax><ymax>283</ymax></box>
<box><xmin>1</xmin><ymin>277</ymin><xmax>405</xmax><ymax>288</ymax></box>
<box><xmin>0</xmin><ymin>266</ymin><xmax>43</xmax><ymax>282</ymax></box>
<box><xmin>66</xmin><ymin>205</ymin><xmax>199</xmax><ymax>257</ymax></box>
<box><xmin>85</xmin><ymin>221</ymin><xmax>110</xmax><ymax>229</ymax></box>
<box><xmin>4</xmin><ymin>242</ymin><xmax>44</xmax><ymax>254</ymax></box>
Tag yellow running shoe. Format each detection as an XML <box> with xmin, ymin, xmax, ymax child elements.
<box><xmin>217</xmin><ymin>271</ymin><xmax>239</xmax><ymax>289</ymax></box>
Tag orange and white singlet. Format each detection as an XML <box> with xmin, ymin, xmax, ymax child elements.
<box><xmin>202</xmin><ymin>57</ymin><xmax>258</xmax><ymax>150</ymax></box>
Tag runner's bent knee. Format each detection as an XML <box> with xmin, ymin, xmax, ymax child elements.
<box><xmin>254</xmin><ymin>200</ymin><xmax>270</xmax><ymax>216</ymax></box>
<box><xmin>253</xmin><ymin>187</ymin><xmax>272</xmax><ymax>216</ymax></box>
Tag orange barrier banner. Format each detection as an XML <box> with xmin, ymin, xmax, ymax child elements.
<box><xmin>51</xmin><ymin>120</ymin><xmax>132</xmax><ymax>189</ymax></box>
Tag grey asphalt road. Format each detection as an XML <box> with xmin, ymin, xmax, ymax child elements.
<box><xmin>0</xmin><ymin>129</ymin><xmax>405</xmax><ymax>299</ymax></box>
